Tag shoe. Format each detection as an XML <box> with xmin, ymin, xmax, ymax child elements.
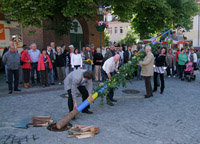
<box><xmin>27</xmin><ymin>83</ymin><xmax>32</xmax><ymax>88</ymax></box>
<box><xmin>51</xmin><ymin>83</ymin><xmax>55</xmax><ymax>85</ymax></box>
<box><xmin>168</xmin><ymin>75</ymin><xmax>171</xmax><ymax>78</ymax></box>
<box><xmin>14</xmin><ymin>89</ymin><xmax>21</xmax><ymax>91</ymax></box>
<box><xmin>58</xmin><ymin>83</ymin><xmax>62</xmax><ymax>85</ymax></box>
<box><xmin>160</xmin><ymin>91</ymin><xmax>163</xmax><ymax>94</ymax></box>
<box><xmin>181</xmin><ymin>78</ymin><xmax>184</xmax><ymax>81</ymax></box>
<box><xmin>8</xmin><ymin>91</ymin><xmax>12</xmax><ymax>94</ymax></box>
<box><xmin>173</xmin><ymin>75</ymin><xmax>176</xmax><ymax>78</ymax></box>
<box><xmin>153</xmin><ymin>89</ymin><xmax>157</xmax><ymax>92</ymax></box>
<box><xmin>24</xmin><ymin>83</ymin><xmax>29</xmax><ymax>88</ymax></box>
<box><xmin>157</xmin><ymin>84</ymin><xmax>160</xmax><ymax>87</ymax></box>
<box><xmin>144</xmin><ymin>94</ymin><xmax>153</xmax><ymax>98</ymax></box>
<box><xmin>82</xmin><ymin>110</ymin><xmax>93</xmax><ymax>114</ymax></box>
<box><xmin>42</xmin><ymin>85</ymin><xmax>45</xmax><ymax>88</ymax></box>
<box><xmin>107</xmin><ymin>101</ymin><xmax>114</xmax><ymax>106</ymax></box>
<box><xmin>111</xmin><ymin>99</ymin><xmax>117</xmax><ymax>102</ymax></box>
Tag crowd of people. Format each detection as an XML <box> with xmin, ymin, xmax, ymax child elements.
<box><xmin>2</xmin><ymin>41</ymin><xmax>200</xmax><ymax>103</ymax></box>
<box><xmin>139</xmin><ymin>45</ymin><xmax>200</xmax><ymax>98</ymax></box>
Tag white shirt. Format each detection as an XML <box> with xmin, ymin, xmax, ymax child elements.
<box><xmin>103</xmin><ymin>57</ymin><xmax>119</xmax><ymax>74</ymax></box>
<box><xmin>188</xmin><ymin>52</ymin><xmax>197</xmax><ymax>63</ymax></box>
<box><xmin>71</xmin><ymin>54</ymin><xmax>82</xmax><ymax>68</ymax></box>
<box><xmin>28</xmin><ymin>49</ymin><xmax>41</xmax><ymax>62</ymax></box>
<box><xmin>101</xmin><ymin>49</ymin><xmax>106</xmax><ymax>57</ymax></box>
<box><xmin>119</xmin><ymin>51</ymin><xmax>124</xmax><ymax>59</ymax></box>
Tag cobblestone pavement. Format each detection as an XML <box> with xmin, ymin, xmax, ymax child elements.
<box><xmin>0</xmin><ymin>72</ymin><xmax>200</xmax><ymax>144</ymax></box>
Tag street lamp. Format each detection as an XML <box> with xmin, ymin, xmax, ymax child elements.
<box><xmin>97</xmin><ymin>4</ymin><xmax>104</xmax><ymax>49</ymax></box>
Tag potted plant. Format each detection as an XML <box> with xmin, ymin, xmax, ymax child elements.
<box><xmin>96</xmin><ymin>21</ymin><xmax>108</xmax><ymax>32</ymax></box>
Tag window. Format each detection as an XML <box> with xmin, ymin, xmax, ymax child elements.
<box><xmin>108</xmin><ymin>27</ymin><xmax>112</xmax><ymax>34</ymax></box>
<box><xmin>120</xmin><ymin>27</ymin><xmax>123</xmax><ymax>33</ymax></box>
<box><xmin>115</xmin><ymin>27</ymin><xmax>117</xmax><ymax>34</ymax></box>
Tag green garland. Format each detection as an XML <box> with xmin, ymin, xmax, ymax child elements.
<box><xmin>93</xmin><ymin>44</ymin><xmax>158</xmax><ymax>102</ymax></box>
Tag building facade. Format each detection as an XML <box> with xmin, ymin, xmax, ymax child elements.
<box><xmin>104</xmin><ymin>11</ymin><xmax>131</xmax><ymax>44</ymax></box>
<box><xmin>184</xmin><ymin>0</ymin><xmax>200</xmax><ymax>47</ymax></box>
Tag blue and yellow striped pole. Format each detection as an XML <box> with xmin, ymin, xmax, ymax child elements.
<box><xmin>56</xmin><ymin>86</ymin><xmax>107</xmax><ymax>129</ymax></box>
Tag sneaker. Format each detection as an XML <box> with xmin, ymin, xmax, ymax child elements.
<box><xmin>168</xmin><ymin>75</ymin><xmax>171</xmax><ymax>78</ymax></box>
<box><xmin>173</xmin><ymin>75</ymin><xmax>176</xmax><ymax>78</ymax></box>
<box><xmin>111</xmin><ymin>99</ymin><xmax>117</xmax><ymax>102</ymax></box>
<box><xmin>58</xmin><ymin>83</ymin><xmax>62</xmax><ymax>85</ymax></box>
<box><xmin>107</xmin><ymin>101</ymin><xmax>114</xmax><ymax>106</ymax></box>
<box><xmin>82</xmin><ymin>110</ymin><xmax>93</xmax><ymax>114</ymax></box>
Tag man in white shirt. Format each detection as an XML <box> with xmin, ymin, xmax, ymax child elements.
<box><xmin>102</xmin><ymin>54</ymin><xmax>120</xmax><ymax>106</ymax></box>
<box><xmin>28</xmin><ymin>43</ymin><xmax>41</xmax><ymax>85</ymax></box>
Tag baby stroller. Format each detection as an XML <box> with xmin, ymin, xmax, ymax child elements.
<box><xmin>184</xmin><ymin>62</ymin><xmax>195</xmax><ymax>82</ymax></box>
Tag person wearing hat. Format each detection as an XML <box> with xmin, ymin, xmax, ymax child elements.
<box><xmin>21</xmin><ymin>46</ymin><xmax>32</xmax><ymax>88</ymax></box>
<box><xmin>84</xmin><ymin>45</ymin><xmax>93</xmax><ymax>71</ymax></box>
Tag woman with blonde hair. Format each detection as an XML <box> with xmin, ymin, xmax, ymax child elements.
<box><xmin>56</xmin><ymin>46</ymin><xmax>66</xmax><ymax>84</ymax></box>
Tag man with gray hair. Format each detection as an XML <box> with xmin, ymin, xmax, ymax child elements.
<box><xmin>28</xmin><ymin>43</ymin><xmax>41</xmax><ymax>85</ymax></box>
<box><xmin>138</xmin><ymin>45</ymin><xmax>154</xmax><ymax>98</ymax></box>
<box><xmin>3</xmin><ymin>45</ymin><xmax>21</xmax><ymax>94</ymax></box>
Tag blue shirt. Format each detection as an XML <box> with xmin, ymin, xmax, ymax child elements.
<box><xmin>28</xmin><ymin>49</ymin><xmax>41</xmax><ymax>62</ymax></box>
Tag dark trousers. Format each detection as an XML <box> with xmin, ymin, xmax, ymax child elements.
<box><xmin>31</xmin><ymin>63</ymin><xmax>40</xmax><ymax>84</ymax></box>
<box><xmin>8</xmin><ymin>69</ymin><xmax>19</xmax><ymax>91</ymax></box>
<box><xmin>68</xmin><ymin>86</ymin><xmax>90</xmax><ymax>112</ymax></box>
<box><xmin>41</xmin><ymin>69</ymin><xmax>48</xmax><ymax>85</ymax></box>
<box><xmin>102</xmin><ymin>69</ymin><xmax>114</xmax><ymax>101</ymax></box>
<box><xmin>74</xmin><ymin>65</ymin><xmax>80</xmax><ymax>70</ymax></box>
<box><xmin>179</xmin><ymin>65</ymin><xmax>186</xmax><ymax>79</ymax></box>
<box><xmin>144</xmin><ymin>76</ymin><xmax>153</xmax><ymax>96</ymax></box>
<box><xmin>53</xmin><ymin>62</ymin><xmax>58</xmax><ymax>80</ymax></box>
<box><xmin>153</xmin><ymin>72</ymin><xmax>164</xmax><ymax>92</ymax></box>
<box><xmin>23</xmin><ymin>69</ymin><xmax>30</xmax><ymax>83</ymax></box>
<box><xmin>176</xmin><ymin>62</ymin><xmax>180</xmax><ymax>76</ymax></box>
<box><xmin>166</xmin><ymin>64</ymin><xmax>175</xmax><ymax>76</ymax></box>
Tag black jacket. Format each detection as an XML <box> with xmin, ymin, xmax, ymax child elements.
<box><xmin>154</xmin><ymin>54</ymin><xmax>166</xmax><ymax>67</ymax></box>
<box><xmin>56</xmin><ymin>53</ymin><xmax>66</xmax><ymax>67</ymax></box>
<box><xmin>124</xmin><ymin>50</ymin><xmax>132</xmax><ymax>63</ymax></box>
<box><xmin>94</xmin><ymin>53</ymin><xmax>103</xmax><ymax>65</ymax></box>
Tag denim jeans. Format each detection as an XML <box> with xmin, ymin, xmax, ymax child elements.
<box><xmin>48</xmin><ymin>68</ymin><xmax>54</xmax><ymax>84</ymax></box>
<box><xmin>5</xmin><ymin>64</ymin><xmax>8</xmax><ymax>81</ymax></box>
<box><xmin>85</xmin><ymin>64</ymin><xmax>92</xmax><ymax>71</ymax></box>
<box><xmin>31</xmin><ymin>63</ymin><xmax>40</xmax><ymax>84</ymax></box>
<box><xmin>137</xmin><ymin>66</ymin><xmax>143</xmax><ymax>79</ymax></box>
<box><xmin>65</xmin><ymin>66</ymin><xmax>69</xmax><ymax>76</ymax></box>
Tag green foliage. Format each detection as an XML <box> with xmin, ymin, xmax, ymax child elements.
<box><xmin>0</xmin><ymin>0</ymin><xmax>199</xmax><ymax>36</ymax></box>
<box><xmin>94</xmin><ymin>44</ymin><xmax>159</xmax><ymax>102</ymax></box>
<box><xmin>93</xmin><ymin>47</ymin><xmax>148</xmax><ymax>102</ymax></box>
<box><xmin>104</xmin><ymin>29</ymin><xmax>110</xmax><ymax>46</ymax></box>
<box><xmin>119</xmin><ymin>28</ymin><xmax>137</xmax><ymax>46</ymax></box>
<box><xmin>130</xmin><ymin>0</ymin><xmax>199</xmax><ymax>39</ymax></box>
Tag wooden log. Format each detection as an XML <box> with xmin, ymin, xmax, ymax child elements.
<box><xmin>76</xmin><ymin>133</ymin><xmax>95</xmax><ymax>139</ymax></box>
<box><xmin>56</xmin><ymin>109</ymin><xmax>79</xmax><ymax>129</ymax></box>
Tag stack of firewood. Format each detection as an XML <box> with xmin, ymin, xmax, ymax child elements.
<box><xmin>68</xmin><ymin>125</ymin><xmax>99</xmax><ymax>139</ymax></box>
<box><xmin>29</xmin><ymin>116</ymin><xmax>53</xmax><ymax>127</ymax></box>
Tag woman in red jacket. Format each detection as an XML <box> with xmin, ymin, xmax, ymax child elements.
<box><xmin>38</xmin><ymin>49</ymin><xmax>53</xmax><ymax>87</ymax></box>
<box><xmin>21</xmin><ymin>46</ymin><xmax>32</xmax><ymax>88</ymax></box>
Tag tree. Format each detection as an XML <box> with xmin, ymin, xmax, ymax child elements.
<box><xmin>131</xmin><ymin>0</ymin><xmax>199</xmax><ymax>39</ymax></box>
<box><xmin>119</xmin><ymin>28</ymin><xmax>137</xmax><ymax>46</ymax></box>
<box><xmin>0</xmin><ymin>0</ymin><xmax>198</xmax><ymax>37</ymax></box>
<box><xmin>104</xmin><ymin>29</ymin><xmax>110</xmax><ymax>46</ymax></box>
<box><xmin>0</xmin><ymin>0</ymin><xmax>136</xmax><ymax>35</ymax></box>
